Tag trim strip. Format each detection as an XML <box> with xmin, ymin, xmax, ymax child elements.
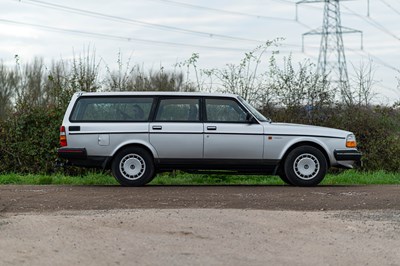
<box><xmin>150</xmin><ymin>132</ymin><xmax>203</xmax><ymax>135</ymax></box>
<box><xmin>69</xmin><ymin>131</ymin><xmax>345</xmax><ymax>139</ymax></box>
<box><xmin>267</xmin><ymin>134</ymin><xmax>345</xmax><ymax>139</ymax></box>
<box><xmin>157</xmin><ymin>158</ymin><xmax>279</xmax><ymax>165</ymax></box>
<box><xmin>69</xmin><ymin>132</ymin><xmax>148</xmax><ymax>135</ymax></box>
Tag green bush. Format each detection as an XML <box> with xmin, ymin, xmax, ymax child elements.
<box><xmin>263</xmin><ymin>105</ymin><xmax>400</xmax><ymax>172</ymax></box>
<box><xmin>0</xmin><ymin>103</ymin><xmax>398</xmax><ymax>174</ymax></box>
<box><xmin>0</xmin><ymin>104</ymin><xmax>63</xmax><ymax>174</ymax></box>
<box><xmin>0</xmin><ymin>51</ymin><xmax>399</xmax><ymax>174</ymax></box>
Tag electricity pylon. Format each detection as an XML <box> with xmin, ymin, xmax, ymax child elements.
<box><xmin>297</xmin><ymin>0</ymin><xmax>363</xmax><ymax>104</ymax></box>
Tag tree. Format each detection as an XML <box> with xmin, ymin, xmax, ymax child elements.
<box><xmin>350</xmin><ymin>59</ymin><xmax>377</xmax><ymax>106</ymax></box>
<box><xmin>270</xmin><ymin>56</ymin><xmax>332</xmax><ymax>106</ymax></box>
<box><xmin>0</xmin><ymin>61</ymin><xmax>17</xmax><ymax>120</ymax></box>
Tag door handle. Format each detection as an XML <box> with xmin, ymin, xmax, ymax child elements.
<box><xmin>207</xmin><ymin>126</ymin><xmax>217</xmax><ymax>130</ymax></box>
<box><xmin>152</xmin><ymin>125</ymin><xmax>162</xmax><ymax>130</ymax></box>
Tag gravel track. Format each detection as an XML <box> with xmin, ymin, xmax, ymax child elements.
<box><xmin>1</xmin><ymin>185</ymin><xmax>399</xmax><ymax>266</ymax></box>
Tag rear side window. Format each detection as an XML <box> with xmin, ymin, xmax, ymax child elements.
<box><xmin>155</xmin><ymin>98</ymin><xmax>200</xmax><ymax>122</ymax></box>
<box><xmin>70</xmin><ymin>97</ymin><xmax>154</xmax><ymax>122</ymax></box>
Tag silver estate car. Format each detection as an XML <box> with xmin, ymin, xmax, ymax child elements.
<box><xmin>57</xmin><ymin>92</ymin><xmax>361</xmax><ymax>186</ymax></box>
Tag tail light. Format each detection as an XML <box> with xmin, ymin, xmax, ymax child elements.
<box><xmin>60</xmin><ymin>126</ymin><xmax>67</xmax><ymax>147</ymax></box>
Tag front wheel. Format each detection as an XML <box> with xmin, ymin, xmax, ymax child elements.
<box><xmin>283</xmin><ymin>146</ymin><xmax>328</xmax><ymax>187</ymax></box>
<box><xmin>111</xmin><ymin>147</ymin><xmax>155</xmax><ymax>186</ymax></box>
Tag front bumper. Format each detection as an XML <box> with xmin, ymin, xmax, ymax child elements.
<box><xmin>334</xmin><ymin>149</ymin><xmax>362</xmax><ymax>168</ymax></box>
<box><xmin>334</xmin><ymin>149</ymin><xmax>362</xmax><ymax>161</ymax></box>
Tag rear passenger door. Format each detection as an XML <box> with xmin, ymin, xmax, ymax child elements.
<box><xmin>149</xmin><ymin>97</ymin><xmax>203</xmax><ymax>160</ymax></box>
<box><xmin>203</xmin><ymin>97</ymin><xmax>264</xmax><ymax>160</ymax></box>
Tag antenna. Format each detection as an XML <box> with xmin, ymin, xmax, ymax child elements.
<box><xmin>297</xmin><ymin>0</ymin><xmax>363</xmax><ymax>104</ymax></box>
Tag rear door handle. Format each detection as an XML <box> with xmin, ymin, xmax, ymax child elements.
<box><xmin>207</xmin><ymin>126</ymin><xmax>217</xmax><ymax>130</ymax></box>
<box><xmin>152</xmin><ymin>125</ymin><xmax>162</xmax><ymax>130</ymax></box>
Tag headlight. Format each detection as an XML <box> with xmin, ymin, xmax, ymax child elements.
<box><xmin>346</xmin><ymin>134</ymin><xmax>357</xmax><ymax>148</ymax></box>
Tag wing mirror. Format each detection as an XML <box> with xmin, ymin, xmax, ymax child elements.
<box><xmin>246</xmin><ymin>113</ymin><xmax>257</xmax><ymax>124</ymax></box>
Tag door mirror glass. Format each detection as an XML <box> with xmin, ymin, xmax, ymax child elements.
<box><xmin>246</xmin><ymin>113</ymin><xmax>257</xmax><ymax>123</ymax></box>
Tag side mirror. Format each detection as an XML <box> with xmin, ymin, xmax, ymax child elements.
<box><xmin>246</xmin><ymin>113</ymin><xmax>257</xmax><ymax>124</ymax></box>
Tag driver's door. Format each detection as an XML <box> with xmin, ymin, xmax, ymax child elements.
<box><xmin>203</xmin><ymin>97</ymin><xmax>264</xmax><ymax>160</ymax></box>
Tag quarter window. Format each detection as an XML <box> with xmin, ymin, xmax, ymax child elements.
<box><xmin>70</xmin><ymin>97</ymin><xmax>154</xmax><ymax>122</ymax></box>
<box><xmin>205</xmin><ymin>98</ymin><xmax>248</xmax><ymax>122</ymax></box>
<box><xmin>155</xmin><ymin>98</ymin><xmax>200</xmax><ymax>122</ymax></box>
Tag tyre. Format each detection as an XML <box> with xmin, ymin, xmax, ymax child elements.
<box><xmin>283</xmin><ymin>146</ymin><xmax>327</xmax><ymax>187</ymax></box>
<box><xmin>111</xmin><ymin>147</ymin><xmax>155</xmax><ymax>186</ymax></box>
<box><xmin>278</xmin><ymin>170</ymin><xmax>293</xmax><ymax>185</ymax></box>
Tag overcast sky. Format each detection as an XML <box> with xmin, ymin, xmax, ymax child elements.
<box><xmin>1</xmin><ymin>0</ymin><xmax>399</xmax><ymax>103</ymax></box>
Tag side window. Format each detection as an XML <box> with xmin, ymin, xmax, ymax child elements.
<box><xmin>70</xmin><ymin>97</ymin><xmax>154</xmax><ymax>122</ymax></box>
<box><xmin>205</xmin><ymin>98</ymin><xmax>248</xmax><ymax>122</ymax></box>
<box><xmin>155</xmin><ymin>98</ymin><xmax>200</xmax><ymax>122</ymax></box>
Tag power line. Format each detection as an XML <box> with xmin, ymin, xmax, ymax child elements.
<box><xmin>148</xmin><ymin>0</ymin><xmax>296</xmax><ymax>22</ymax></box>
<box><xmin>360</xmin><ymin>50</ymin><xmax>400</xmax><ymax>73</ymax></box>
<box><xmin>0</xmin><ymin>18</ymin><xmax>252</xmax><ymax>51</ymax></box>
<box><xmin>9</xmin><ymin>0</ymin><xmax>400</xmax><ymax>76</ymax></box>
<box><xmin>380</xmin><ymin>0</ymin><xmax>400</xmax><ymax>17</ymax></box>
<box><xmin>301</xmin><ymin>43</ymin><xmax>400</xmax><ymax>74</ymax></box>
<box><xmin>268</xmin><ymin>0</ymin><xmax>295</xmax><ymax>5</ymax></box>
<box><xmin>341</xmin><ymin>4</ymin><xmax>400</xmax><ymax>42</ymax></box>
<box><xmin>346</xmin><ymin>47</ymin><xmax>400</xmax><ymax>73</ymax></box>
<box><xmin>282</xmin><ymin>0</ymin><xmax>358</xmax><ymax>17</ymax></box>
<box><xmin>18</xmin><ymin>0</ymin><xmax>265</xmax><ymax>44</ymax></box>
<box><xmin>147</xmin><ymin>0</ymin><xmax>313</xmax><ymax>30</ymax></box>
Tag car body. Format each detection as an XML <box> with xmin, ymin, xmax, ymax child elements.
<box><xmin>57</xmin><ymin>91</ymin><xmax>361</xmax><ymax>186</ymax></box>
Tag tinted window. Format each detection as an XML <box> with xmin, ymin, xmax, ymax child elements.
<box><xmin>70</xmin><ymin>97</ymin><xmax>154</xmax><ymax>122</ymax></box>
<box><xmin>155</xmin><ymin>98</ymin><xmax>200</xmax><ymax>122</ymax></box>
<box><xmin>205</xmin><ymin>98</ymin><xmax>248</xmax><ymax>122</ymax></box>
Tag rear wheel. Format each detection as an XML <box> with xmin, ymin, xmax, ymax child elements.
<box><xmin>283</xmin><ymin>146</ymin><xmax>327</xmax><ymax>187</ymax></box>
<box><xmin>111</xmin><ymin>147</ymin><xmax>155</xmax><ymax>186</ymax></box>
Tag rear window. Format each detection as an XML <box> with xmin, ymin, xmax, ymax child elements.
<box><xmin>70</xmin><ymin>97</ymin><xmax>154</xmax><ymax>122</ymax></box>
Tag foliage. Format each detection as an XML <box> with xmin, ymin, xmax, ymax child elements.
<box><xmin>267</xmin><ymin>105</ymin><xmax>400</xmax><ymax>172</ymax></box>
<box><xmin>0</xmin><ymin>44</ymin><xmax>399</xmax><ymax>174</ymax></box>
<box><xmin>194</xmin><ymin>40</ymin><xmax>281</xmax><ymax>107</ymax></box>
<box><xmin>106</xmin><ymin>52</ymin><xmax>196</xmax><ymax>92</ymax></box>
<box><xmin>0</xmin><ymin>61</ymin><xmax>17</xmax><ymax>121</ymax></box>
<box><xmin>0</xmin><ymin>104</ymin><xmax>63</xmax><ymax>174</ymax></box>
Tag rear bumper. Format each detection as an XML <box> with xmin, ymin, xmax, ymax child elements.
<box><xmin>57</xmin><ymin>148</ymin><xmax>87</xmax><ymax>160</ymax></box>
<box><xmin>57</xmin><ymin>148</ymin><xmax>110</xmax><ymax>169</ymax></box>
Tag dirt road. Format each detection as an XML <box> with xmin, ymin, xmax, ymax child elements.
<box><xmin>1</xmin><ymin>185</ymin><xmax>399</xmax><ymax>266</ymax></box>
<box><xmin>1</xmin><ymin>185</ymin><xmax>399</xmax><ymax>213</ymax></box>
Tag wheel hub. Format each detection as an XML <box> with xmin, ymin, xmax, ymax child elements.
<box><xmin>120</xmin><ymin>154</ymin><xmax>146</xmax><ymax>180</ymax></box>
<box><xmin>293</xmin><ymin>153</ymin><xmax>319</xmax><ymax>180</ymax></box>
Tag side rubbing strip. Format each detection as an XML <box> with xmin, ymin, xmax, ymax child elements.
<box><xmin>69</xmin><ymin>126</ymin><xmax>81</xmax><ymax>131</ymax></box>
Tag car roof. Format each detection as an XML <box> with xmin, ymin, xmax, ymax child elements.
<box><xmin>75</xmin><ymin>91</ymin><xmax>238</xmax><ymax>98</ymax></box>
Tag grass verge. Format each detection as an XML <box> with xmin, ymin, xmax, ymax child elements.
<box><xmin>0</xmin><ymin>170</ymin><xmax>399</xmax><ymax>185</ymax></box>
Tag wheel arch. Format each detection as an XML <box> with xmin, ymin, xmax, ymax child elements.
<box><xmin>105</xmin><ymin>142</ymin><xmax>157</xmax><ymax>169</ymax></box>
<box><xmin>278</xmin><ymin>141</ymin><xmax>330</xmax><ymax>172</ymax></box>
